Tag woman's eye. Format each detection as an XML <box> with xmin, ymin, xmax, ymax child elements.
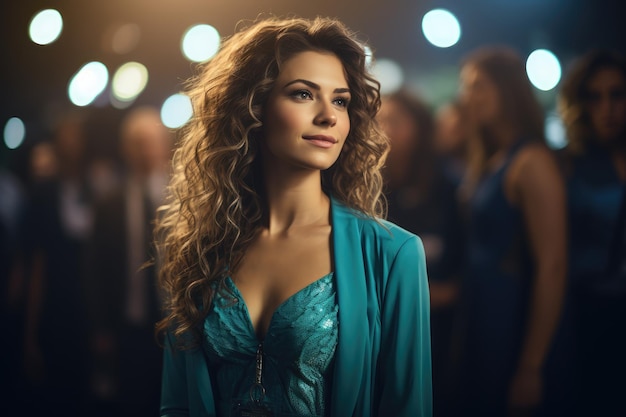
<box><xmin>334</xmin><ymin>97</ymin><xmax>350</xmax><ymax>108</ymax></box>
<box><xmin>291</xmin><ymin>90</ymin><xmax>312</xmax><ymax>100</ymax></box>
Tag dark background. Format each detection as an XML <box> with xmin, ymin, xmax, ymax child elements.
<box><xmin>0</xmin><ymin>0</ymin><xmax>624</xmax><ymax>159</ymax></box>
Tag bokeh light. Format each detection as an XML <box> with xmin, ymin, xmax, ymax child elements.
<box><xmin>111</xmin><ymin>23</ymin><xmax>141</xmax><ymax>54</ymax></box>
<box><xmin>181</xmin><ymin>24</ymin><xmax>220</xmax><ymax>62</ymax></box>
<box><xmin>371</xmin><ymin>58</ymin><xmax>404</xmax><ymax>95</ymax></box>
<box><xmin>422</xmin><ymin>9</ymin><xmax>461</xmax><ymax>48</ymax></box>
<box><xmin>112</xmin><ymin>62</ymin><xmax>149</xmax><ymax>102</ymax></box>
<box><xmin>3</xmin><ymin>117</ymin><xmax>26</xmax><ymax>150</ymax></box>
<box><xmin>545</xmin><ymin>112</ymin><xmax>568</xmax><ymax>150</ymax></box>
<box><xmin>363</xmin><ymin>45</ymin><xmax>374</xmax><ymax>69</ymax></box>
<box><xmin>526</xmin><ymin>49</ymin><xmax>561</xmax><ymax>91</ymax></box>
<box><xmin>68</xmin><ymin>62</ymin><xmax>109</xmax><ymax>107</ymax></box>
<box><xmin>29</xmin><ymin>9</ymin><xmax>63</xmax><ymax>45</ymax></box>
<box><xmin>161</xmin><ymin>94</ymin><xmax>193</xmax><ymax>128</ymax></box>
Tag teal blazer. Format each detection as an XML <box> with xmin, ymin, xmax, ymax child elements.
<box><xmin>161</xmin><ymin>198</ymin><xmax>432</xmax><ymax>416</ymax></box>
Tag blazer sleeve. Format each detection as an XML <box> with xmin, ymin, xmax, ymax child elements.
<box><xmin>377</xmin><ymin>235</ymin><xmax>433</xmax><ymax>416</ymax></box>
<box><xmin>161</xmin><ymin>331</ymin><xmax>190</xmax><ymax>417</ymax></box>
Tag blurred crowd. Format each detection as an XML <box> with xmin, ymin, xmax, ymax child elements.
<box><xmin>1</xmin><ymin>46</ymin><xmax>625</xmax><ymax>417</ymax></box>
<box><xmin>0</xmin><ymin>106</ymin><xmax>172</xmax><ymax>416</ymax></box>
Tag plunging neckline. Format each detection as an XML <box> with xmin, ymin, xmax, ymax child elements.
<box><xmin>225</xmin><ymin>272</ymin><xmax>334</xmax><ymax>341</ymax></box>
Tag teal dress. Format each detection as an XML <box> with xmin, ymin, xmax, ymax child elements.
<box><xmin>203</xmin><ymin>273</ymin><xmax>338</xmax><ymax>417</ymax></box>
<box><xmin>160</xmin><ymin>198</ymin><xmax>432</xmax><ymax>417</ymax></box>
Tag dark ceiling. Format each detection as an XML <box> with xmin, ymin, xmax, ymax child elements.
<box><xmin>0</xmin><ymin>0</ymin><xmax>623</xmax><ymax>150</ymax></box>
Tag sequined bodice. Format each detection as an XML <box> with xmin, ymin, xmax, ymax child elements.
<box><xmin>203</xmin><ymin>273</ymin><xmax>338</xmax><ymax>417</ymax></box>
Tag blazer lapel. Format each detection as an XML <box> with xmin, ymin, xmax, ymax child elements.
<box><xmin>330</xmin><ymin>198</ymin><xmax>368</xmax><ymax>417</ymax></box>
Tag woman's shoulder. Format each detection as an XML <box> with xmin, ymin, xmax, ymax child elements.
<box><xmin>512</xmin><ymin>140</ymin><xmax>557</xmax><ymax>164</ymax></box>
<box><xmin>508</xmin><ymin>141</ymin><xmax>561</xmax><ymax>184</ymax></box>
<box><xmin>367</xmin><ymin>216</ymin><xmax>419</xmax><ymax>242</ymax></box>
<box><xmin>347</xmin><ymin>207</ymin><xmax>423</xmax><ymax>255</ymax></box>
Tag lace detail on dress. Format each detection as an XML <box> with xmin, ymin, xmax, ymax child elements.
<box><xmin>203</xmin><ymin>273</ymin><xmax>338</xmax><ymax>417</ymax></box>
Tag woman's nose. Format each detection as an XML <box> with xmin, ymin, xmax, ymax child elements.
<box><xmin>314</xmin><ymin>103</ymin><xmax>337</xmax><ymax>127</ymax></box>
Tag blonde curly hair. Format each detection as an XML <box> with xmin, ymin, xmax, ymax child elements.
<box><xmin>155</xmin><ymin>16</ymin><xmax>388</xmax><ymax>346</ymax></box>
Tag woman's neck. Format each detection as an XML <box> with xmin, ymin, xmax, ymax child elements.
<box><xmin>486</xmin><ymin>121</ymin><xmax>517</xmax><ymax>150</ymax></box>
<box><xmin>262</xmin><ymin>166</ymin><xmax>330</xmax><ymax>235</ymax></box>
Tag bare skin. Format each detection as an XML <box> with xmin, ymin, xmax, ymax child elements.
<box><xmin>504</xmin><ymin>143</ymin><xmax>567</xmax><ymax>412</ymax></box>
<box><xmin>233</xmin><ymin>190</ymin><xmax>333</xmax><ymax>340</ymax></box>
<box><xmin>231</xmin><ymin>51</ymin><xmax>351</xmax><ymax>340</ymax></box>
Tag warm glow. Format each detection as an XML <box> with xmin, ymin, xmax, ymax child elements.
<box><xmin>112</xmin><ymin>62</ymin><xmax>149</xmax><ymax>102</ymax></box>
<box><xmin>111</xmin><ymin>23</ymin><xmax>141</xmax><ymax>54</ymax></box>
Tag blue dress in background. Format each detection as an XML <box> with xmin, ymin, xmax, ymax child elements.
<box><xmin>203</xmin><ymin>273</ymin><xmax>338</xmax><ymax>417</ymax></box>
<box><xmin>567</xmin><ymin>144</ymin><xmax>625</xmax><ymax>294</ymax></box>
<box><xmin>458</xmin><ymin>140</ymin><xmax>575</xmax><ymax>416</ymax></box>
<box><xmin>458</xmin><ymin>140</ymin><xmax>532</xmax><ymax>416</ymax></box>
<box><xmin>566</xmin><ymin>143</ymin><xmax>626</xmax><ymax>416</ymax></box>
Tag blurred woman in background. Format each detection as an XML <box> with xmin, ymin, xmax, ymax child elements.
<box><xmin>558</xmin><ymin>49</ymin><xmax>626</xmax><ymax>417</ymax></box>
<box><xmin>434</xmin><ymin>99</ymin><xmax>469</xmax><ymax>188</ymax></box>
<box><xmin>456</xmin><ymin>46</ymin><xmax>569</xmax><ymax>416</ymax></box>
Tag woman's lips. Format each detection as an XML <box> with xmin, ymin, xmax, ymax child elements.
<box><xmin>302</xmin><ymin>135</ymin><xmax>337</xmax><ymax>148</ymax></box>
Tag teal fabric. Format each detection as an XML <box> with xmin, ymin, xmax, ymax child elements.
<box><xmin>203</xmin><ymin>273</ymin><xmax>338</xmax><ymax>416</ymax></box>
<box><xmin>161</xmin><ymin>198</ymin><xmax>433</xmax><ymax>417</ymax></box>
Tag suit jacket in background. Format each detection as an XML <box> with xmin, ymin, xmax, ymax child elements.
<box><xmin>88</xmin><ymin>185</ymin><xmax>161</xmax><ymax>333</ymax></box>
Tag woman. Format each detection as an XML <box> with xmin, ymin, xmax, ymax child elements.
<box><xmin>156</xmin><ymin>17</ymin><xmax>432</xmax><ymax>417</ymax></box>
<box><xmin>433</xmin><ymin>99</ymin><xmax>469</xmax><ymax>188</ymax></box>
<box><xmin>456</xmin><ymin>47</ymin><xmax>568</xmax><ymax>416</ymax></box>
<box><xmin>558</xmin><ymin>49</ymin><xmax>626</xmax><ymax>416</ymax></box>
<box><xmin>378</xmin><ymin>90</ymin><xmax>463</xmax><ymax>417</ymax></box>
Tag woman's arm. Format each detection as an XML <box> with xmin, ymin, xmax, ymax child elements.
<box><xmin>508</xmin><ymin>145</ymin><xmax>567</xmax><ymax>409</ymax></box>
<box><xmin>377</xmin><ymin>235</ymin><xmax>433</xmax><ymax>416</ymax></box>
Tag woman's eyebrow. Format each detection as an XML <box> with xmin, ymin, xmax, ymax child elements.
<box><xmin>283</xmin><ymin>78</ymin><xmax>350</xmax><ymax>94</ymax></box>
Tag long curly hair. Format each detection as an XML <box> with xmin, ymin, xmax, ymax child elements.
<box><xmin>155</xmin><ymin>16</ymin><xmax>388</xmax><ymax>346</ymax></box>
<box><xmin>558</xmin><ymin>49</ymin><xmax>626</xmax><ymax>156</ymax></box>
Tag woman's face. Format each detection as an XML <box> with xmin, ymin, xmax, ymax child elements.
<box><xmin>460</xmin><ymin>64</ymin><xmax>501</xmax><ymax>127</ymax></box>
<box><xmin>262</xmin><ymin>50</ymin><xmax>351</xmax><ymax>172</ymax></box>
<box><xmin>122</xmin><ymin>115</ymin><xmax>172</xmax><ymax>176</ymax></box>
<box><xmin>378</xmin><ymin>98</ymin><xmax>419</xmax><ymax>158</ymax></box>
<box><xmin>435</xmin><ymin>104</ymin><xmax>465</xmax><ymax>155</ymax></box>
<box><xmin>585</xmin><ymin>67</ymin><xmax>626</xmax><ymax>143</ymax></box>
